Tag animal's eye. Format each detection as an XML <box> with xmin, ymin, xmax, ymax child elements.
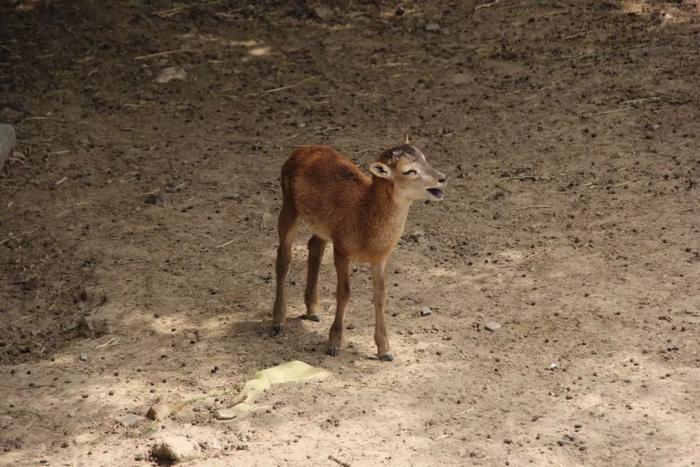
<box><xmin>402</xmin><ymin>169</ymin><xmax>417</xmax><ymax>176</ymax></box>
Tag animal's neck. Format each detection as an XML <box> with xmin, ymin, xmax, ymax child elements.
<box><xmin>366</xmin><ymin>178</ymin><xmax>412</xmax><ymax>237</ymax></box>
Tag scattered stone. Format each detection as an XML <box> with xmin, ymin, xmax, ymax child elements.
<box><xmin>77</xmin><ymin>316</ymin><xmax>109</xmax><ymax>338</ymax></box>
<box><xmin>118</xmin><ymin>414</ymin><xmax>148</xmax><ymax>428</ymax></box>
<box><xmin>146</xmin><ymin>404</ymin><xmax>170</xmax><ymax>421</ymax></box>
<box><xmin>223</xmin><ymin>192</ymin><xmax>241</xmax><ymax>201</ymax></box>
<box><xmin>155</xmin><ymin>67</ymin><xmax>187</xmax><ymax>84</ymax></box>
<box><xmin>150</xmin><ymin>435</ymin><xmax>201</xmax><ymax>463</ymax></box>
<box><xmin>248</xmin><ymin>211</ymin><xmax>274</xmax><ymax>230</ymax></box>
<box><xmin>406</xmin><ymin>230</ymin><xmax>424</xmax><ymax>242</ymax></box>
<box><xmin>485</xmin><ymin>321</ymin><xmax>501</xmax><ymax>332</ymax></box>
<box><xmin>313</xmin><ymin>5</ymin><xmax>335</xmax><ymax>21</ymax></box>
<box><xmin>200</xmin><ymin>438</ymin><xmax>223</xmax><ymax>452</ymax></box>
<box><xmin>0</xmin><ymin>124</ymin><xmax>16</xmax><ymax>171</ymax></box>
<box><xmin>425</xmin><ymin>23</ymin><xmax>441</xmax><ymax>32</ymax></box>
<box><xmin>420</xmin><ymin>306</ymin><xmax>433</xmax><ymax>317</ymax></box>
<box><xmin>144</xmin><ymin>193</ymin><xmax>166</xmax><ymax>206</ymax></box>
<box><xmin>549</xmin><ymin>362</ymin><xmax>558</xmax><ymax>370</ymax></box>
<box><xmin>79</xmin><ymin>353</ymin><xmax>88</xmax><ymax>361</ymax></box>
<box><xmin>452</xmin><ymin>73</ymin><xmax>473</xmax><ymax>85</ymax></box>
<box><xmin>215</xmin><ymin>408</ymin><xmax>238</xmax><ymax>421</ymax></box>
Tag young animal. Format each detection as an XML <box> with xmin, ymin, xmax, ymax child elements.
<box><xmin>272</xmin><ymin>143</ymin><xmax>446</xmax><ymax>361</ymax></box>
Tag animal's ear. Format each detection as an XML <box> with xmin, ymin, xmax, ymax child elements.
<box><xmin>368</xmin><ymin>161</ymin><xmax>393</xmax><ymax>179</ymax></box>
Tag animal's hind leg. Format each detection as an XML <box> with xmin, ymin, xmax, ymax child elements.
<box><xmin>303</xmin><ymin>235</ymin><xmax>328</xmax><ymax>322</ymax></box>
<box><xmin>328</xmin><ymin>249</ymin><xmax>351</xmax><ymax>356</ymax></box>
<box><xmin>272</xmin><ymin>198</ymin><xmax>299</xmax><ymax>335</ymax></box>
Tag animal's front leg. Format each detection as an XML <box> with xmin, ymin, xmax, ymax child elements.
<box><xmin>371</xmin><ymin>259</ymin><xmax>393</xmax><ymax>361</ymax></box>
<box><xmin>328</xmin><ymin>250</ymin><xmax>351</xmax><ymax>356</ymax></box>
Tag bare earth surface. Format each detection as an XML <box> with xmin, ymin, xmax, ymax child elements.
<box><xmin>1</xmin><ymin>0</ymin><xmax>699</xmax><ymax>465</ymax></box>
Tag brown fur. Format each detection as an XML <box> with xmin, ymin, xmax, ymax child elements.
<box><xmin>272</xmin><ymin>144</ymin><xmax>446</xmax><ymax>360</ymax></box>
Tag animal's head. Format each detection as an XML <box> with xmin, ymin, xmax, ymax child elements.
<box><xmin>368</xmin><ymin>144</ymin><xmax>447</xmax><ymax>202</ymax></box>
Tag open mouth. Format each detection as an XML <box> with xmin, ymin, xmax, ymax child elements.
<box><xmin>426</xmin><ymin>187</ymin><xmax>445</xmax><ymax>200</ymax></box>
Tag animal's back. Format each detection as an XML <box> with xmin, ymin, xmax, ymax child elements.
<box><xmin>281</xmin><ymin>145</ymin><xmax>369</xmax><ymax>240</ymax></box>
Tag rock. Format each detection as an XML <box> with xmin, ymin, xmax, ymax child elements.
<box><xmin>155</xmin><ymin>67</ymin><xmax>187</xmax><ymax>84</ymax></box>
<box><xmin>313</xmin><ymin>5</ymin><xmax>335</xmax><ymax>21</ymax></box>
<box><xmin>420</xmin><ymin>306</ymin><xmax>433</xmax><ymax>317</ymax></box>
<box><xmin>79</xmin><ymin>353</ymin><xmax>88</xmax><ymax>361</ymax></box>
<box><xmin>223</xmin><ymin>192</ymin><xmax>241</xmax><ymax>201</ymax></box>
<box><xmin>248</xmin><ymin>211</ymin><xmax>273</xmax><ymax>230</ymax></box>
<box><xmin>485</xmin><ymin>321</ymin><xmax>501</xmax><ymax>331</ymax></box>
<box><xmin>144</xmin><ymin>193</ymin><xmax>166</xmax><ymax>206</ymax></box>
<box><xmin>150</xmin><ymin>435</ymin><xmax>201</xmax><ymax>463</ymax></box>
<box><xmin>451</xmin><ymin>73</ymin><xmax>473</xmax><ymax>85</ymax></box>
<box><xmin>117</xmin><ymin>414</ymin><xmax>148</xmax><ymax>428</ymax></box>
<box><xmin>75</xmin><ymin>288</ymin><xmax>108</xmax><ymax>312</ymax></box>
<box><xmin>405</xmin><ymin>229</ymin><xmax>424</xmax><ymax>243</ymax></box>
<box><xmin>215</xmin><ymin>408</ymin><xmax>238</xmax><ymax>421</ymax></box>
<box><xmin>146</xmin><ymin>404</ymin><xmax>170</xmax><ymax>421</ymax></box>
<box><xmin>200</xmin><ymin>437</ymin><xmax>223</xmax><ymax>452</ymax></box>
<box><xmin>78</xmin><ymin>316</ymin><xmax>109</xmax><ymax>338</ymax></box>
<box><xmin>0</xmin><ymin>124</ymin><xmax>16</xmax><ymax>171</ymax></box>
<box><xmin>425</xmin><ymin>23</ymin><xmax>441</xmax><ymax>32</ymax></box>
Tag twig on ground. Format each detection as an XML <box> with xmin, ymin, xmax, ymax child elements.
<box><xmin>587</xmin><ymin>96</ymin><xmax>663</xmax><ymax>117</ymax></box>
<box><xmin>154</xmin><ymin>0</ymin><xmax>225</xmax><ymax>17</ymax></box>
<box><xmin>520</xmin><ymin>205</ymin><xmax>552</xmax><ymax>210</ymax></box>
<box><xmin>114</xmin><ymin>259</ymin><xmax>151</xmax><ymax>265</ymax></box>
<box><xmin>503</xmin><ymin>175</ymin><xmax>549</xmax><ymax>181</ymax></box>
<box><xmin>262</xmin><ymin>77</ymin><xmax>315</xmax><ymax>95</ymax></box>
<box><xmin>618</xmin><ymin>97</ymin><xmax>661</xmax><ymax>106</ymax></box>
<box><xmin>134</xmin><ymin>49</ymin><xmax>190</xmax><ymax>61</ymax></box>
<box><xmin>475</xmin><ymin>0</ymin><xmax>500</xmax><ymax>10</ymax></box>
<box><xmin>20</xmin><ymin>384</ymin><xmax>56</xmax><ymax>390</ymax></box>
<box><xmin>562</xmin><ymin>31</ymin><xmax>587</xmax><ymax>40</ymax></box>
<box><xmin>141</xmin><ymin>384</ymin><xmax>245</xmax><ymax>434</ymax></box>
<box><xmin>216</xmin><ymin>239</ymin><xmax>235</xmax><ymax>249</ymax></box>
<box><xmin>611</xmin><ymin>180</ymin><xmax>632</xmax><ymax>188</ymax></box>
<box><xmin>329</xmin><ymin>455</ymin><xmax>351</xmax><ymax>467</ymax></box>
<box><xmin>96</xmin><ymin>337</ymin><xmax>119</xmax><ymax>350</ymax></box>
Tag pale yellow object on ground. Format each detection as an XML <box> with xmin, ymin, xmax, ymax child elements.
<box><xmin>226</xmin><ymin>361</ymin><xmax>331</xmax><ymax>418</ymax></box>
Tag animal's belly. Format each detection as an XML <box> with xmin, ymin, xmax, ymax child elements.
<box><xmin>301</xmin><ymin>217</ymin><xmax>333</xmax><ymax>242</ymax></box>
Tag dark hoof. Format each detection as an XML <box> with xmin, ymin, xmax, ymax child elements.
<box><xmin>272</xmin><ymin>324</ymin><xmax>283</xmax><ymax>336</ymax></box>
<box><xmin>327</xmin><ymin>346</ymin><xmax>339</xmax><ymax>357</ymax></box>
<box><xmin>301</xmin><ymin>314</ymin><xmax>320</xmax><ymax>322</ymax></box>
<box><xmin>369</xmin><ymin>354</ymin><xmax>395</xmax><ymax>362</ymax></box>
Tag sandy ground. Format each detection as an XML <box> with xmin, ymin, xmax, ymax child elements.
<box><xmin>1</xmin><ymin>0</ymin><xmax>699</xmax><ymax>465</ymax></box>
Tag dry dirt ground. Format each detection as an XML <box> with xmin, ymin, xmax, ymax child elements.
<box><xmin>1</xmin><ymin>0</ymin><xmax>699</xmax><ymax>465</ymax></box>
